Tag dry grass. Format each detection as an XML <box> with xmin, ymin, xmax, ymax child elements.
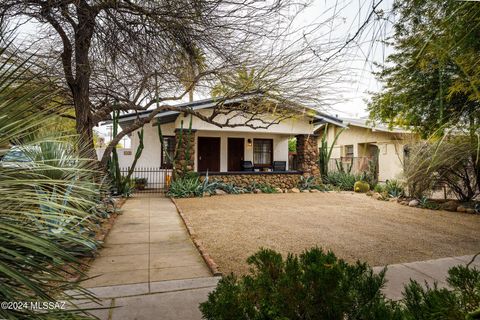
<box><xmin>176</xmin><ymin>192</ymin><xmax>480</xmax><ymax>275</ymax></box>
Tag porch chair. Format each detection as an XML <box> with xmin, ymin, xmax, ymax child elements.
<box><xmin>273</xmin><ymin>161</ymin><xmax>286</xmax><ymax>171</ymax></box>
<box><xmin>241</xmin><ymin>160</ymin><xmax>254</xmax><ymax>171</ymax></box>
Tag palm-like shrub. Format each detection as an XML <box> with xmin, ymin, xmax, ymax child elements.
<box><xmin>323</xmin><ymin>171</ymin><xmax>361</xmax><ymax>191</ymax></box>
<box><xmin>0</xmin><ymin>46</ymin><xmax>101</xmax><ymax>318</ymax></box>
<box><xmin>404</xmin><ymin>137</ymin><xmax>479</xmax><ymax>201</ymax></box>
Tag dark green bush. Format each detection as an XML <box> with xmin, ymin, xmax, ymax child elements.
<box><xmin>200</xmin><ymin>247</ymin><xmax>402</xmax><ymax>320</ymax></box>
<box><xmin>402</xmin><ymin>264</ymin><xmax>480</xmax><ymax>319</ymax></box>
<box><xmin>201</xmin><ymin>247</ymin><xmax>480</xmax><ymax>320</ymax></box>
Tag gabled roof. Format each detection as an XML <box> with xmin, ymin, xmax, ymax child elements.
<box><xmin>314</xmin><ymin>116</ymin><xmax>411</xmax><ymax>134</ymax></box>
<box><xmin>341</xmin><ymin>117</ymin><xmax>411</xmax><ymax>133</ymax></box>
<box><xmin>116</xmin><ymin>93</ymin><xmax>345</xmax><ymax>127</ymax></box>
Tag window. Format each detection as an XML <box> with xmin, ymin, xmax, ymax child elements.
<box><xmin>161</xmin><ymin>136</ymin><xmax>176</xmax><ymax>169</ymax></box>
<box><xmin>253</xmin><ymin>139</ymin><xmax>273</xmax><ymax>167</ymax></box>
<box><xmin>344</xmin><ymin>145</ymin><xmax>354</xmax><ymax>158</ymax></box>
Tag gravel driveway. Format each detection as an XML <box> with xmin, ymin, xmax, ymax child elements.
<box><xmin>176</xmin><ymin>192</ymin><xmax>480</xmax><ymax>275</ymax></box>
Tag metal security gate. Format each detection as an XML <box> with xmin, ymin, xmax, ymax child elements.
<box><xmin>120</xmin><ymin>167</ymin><xmax>172</xmax><ymax>193</ymax></box>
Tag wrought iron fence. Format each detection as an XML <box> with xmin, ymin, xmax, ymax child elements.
<box><xmin>119</xmin><ymin>167</ymin><xmax>173</xmax><ymax>193</ymax></box>
<box><xmin>327</xmin><ymin>157</ymin><xmax>373</xmax><ymax>174</ymax></box>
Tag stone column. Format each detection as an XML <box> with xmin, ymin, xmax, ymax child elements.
<box><xmin>173</xmin><ymin>128</ymin><xmax>196</xmax><ymax>177</ymax></box>
<box><xmin>296</xmin><ymin>134</ymin><xmax>320</xmax><ymax>176</ymax></box>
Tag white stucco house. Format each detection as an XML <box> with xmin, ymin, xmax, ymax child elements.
<box><xmin>114</xmin><ymin>94</ymin><xmax>342</xmax><ymax>189</ymax></box>
<box><xmin>316</xmin><ymin>117</ymin><xmax>416</xmax><ymax>182</ymax></box>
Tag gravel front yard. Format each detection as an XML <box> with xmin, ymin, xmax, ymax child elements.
<box><xmin>176</xmin><ymin>192</ymin><xmax>480</xmax><ymax>275</ymax></box>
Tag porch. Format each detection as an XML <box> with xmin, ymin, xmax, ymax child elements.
<box><xmin>172</xmin><ymin>130</ymin><xmax>319</xmax><ymax>177</ymax></box>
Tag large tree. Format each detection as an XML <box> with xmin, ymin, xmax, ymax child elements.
<box><xmin>1</xmin><ymin>0</ymin><xmax>387</xmax><ymax>166</ymax></box>
<box><xmin>368</xmin><ymin>0</ymin><xmax>480</xmax><ymax>138</ymax></box>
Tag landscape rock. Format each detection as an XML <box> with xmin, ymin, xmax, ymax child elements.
<box><xmin>290</xmin><ymin>188</ymin><xmax>300</xmax><ymax>193</ymax></box>
<box><xmin>372</xmin><ymin>192</ymin><xmax>382</xmax><ymax>200</ymax></box>
<box><xmin>408</xmin><ymin>199</ymin><xmax>419</xmax><ymax>207</ymax></box>
<box><xmin>466</xmin><ymin>208</ymin><xmax>476</xmax><ymax>214</ymax></box>
<box><xmin>440</xmin><ymin>200</ymin><xmax>458</xmax><ymax>212</ymax></box>
<box><xmin>457</xmin><ymin>205</ymin><xmax>467</xmax><ymax>213</ymax></box>
<box><xmin>274</xmin><ymin>187</ymin><xmax>283</xmax><ymax>193</ymax></box>
<box><xmin>389</xmin><ymin>197</ymin><xmax>398</xmax><ymax>202</ymax></box>
<box><xmin>203</xmin><ymin>192</ymin><xmax>211</xmax><ymax>197</ymax></box>
<box><xmin>301</xmin><ymin>189</ymin><xmax>309</xmax><ymax>193</ymax></box>
<box><xmin>310</xmin><ymin>189</ymin><xmax>320</xmax><ymax>193</ymax></box>
<box><xmin>214</xmin><ymin>189</ymin><xmax>227</xmax><ymax>195</ymax></box>
<box><xmin>253</xmin><ymin>189</ymin><xmax>262</xmax><ymax>194</ymax></box>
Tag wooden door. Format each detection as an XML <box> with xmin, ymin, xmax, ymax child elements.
<box><xmin>227</xmin><ymin>138</ymin><xmax>244</xmax><ymax>171</ymax></box>
<box><xmin>197</xmin><ymin>137</ymin><xmax>221</xmax><ymax>172</ymax></box>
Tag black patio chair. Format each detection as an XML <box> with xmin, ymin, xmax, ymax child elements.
<box><xmin>241</xmin><ymin>160</ymin><xmax>254</xmax><ymax>171</ymax></box>
<box><xmin>273</xmin><ymin>161</ymin><xmax>286</xmax><ymax>171</ymax></box>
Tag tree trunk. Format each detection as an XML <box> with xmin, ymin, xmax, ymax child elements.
<box><xmin>73</xmin><ymin>93</ymin><xmax>96</xmax><ymax>159</ymax></box>
<box><xmin>73</xmin><ymin>3</ymin><xmax>97</xmax><ymax>160</ymax></box>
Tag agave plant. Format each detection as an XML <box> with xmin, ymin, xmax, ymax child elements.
<box><xmin>0</xmin><ymin>45</ymin><xmax>102</xmax><ymax>318</ymax></box>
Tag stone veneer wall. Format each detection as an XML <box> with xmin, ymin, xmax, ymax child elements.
<box><xmin>296</xmin><ymin>134</ymin><xmax>320</xmax><ymax>176</ymax></box>
<box><xmin>173</xmin><ymin>129</ymin><xmax>196</xmax><ymax>177</ymax></box>
<box><xmin>201</xmin><ymin>173</ymin><xmax>302</xmax><ymax>189</ymax></box>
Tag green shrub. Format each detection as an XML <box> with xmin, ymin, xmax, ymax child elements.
<box><xmin>402</xmin><ymin>264</ymin><xmax>480</xmax><ymax>319</ymax></box>
<box><xmin>374</xmin><ymin>184</ymin><xmax>385</xmax><ymax>193</ymax></box>
<box><xmin>167</xmin><ymin>176</ymin><xmax>201</xmax><ymax>198</ymax></box>
<box><xmin>323</xmin><ymin>172</ymin><xmax>361</xmax><ymax>191</ymax></box>
<box><xmin>385</xmin><ymin>180</ymin><xmax>405</xmax><ymax>198</ymax></box>
<box><xmin>215</xmin><ymin>182</ymin><xmax>245</xmax><ymax>194</ymax></box>
<box><xmin>200</xmin><ymin>247</ymin><xmax>401</xmax><ymax>320</ymax></box>
<box><xmin>246</xmin><ymin>182</ymin><xmax>277</xmax><ymax>193</ymax></box>
<box><xmin>133</xmin><ymin>178</ymin><xmax>147</xmax><ymax>190</ymax></box>
<box><xmin>298</xmin><ymin>175</ymin><xmax>323</xmax><ymax>190</ymax></box>
<box><xmin>0</xmin><ymin>47</ymin><xmax>102</xmax><ymax>318</ymax></box>
<box><xmin>354</xmin><ymin>180</ymin><xmax>370</xmax><ymax>193</ymax></box>
<box><xmin>200</xmin><ymin>247</ymin><xmax>480</xmax><ymax>320</ymax></box>
<box><xmin>418</xmin><ymin>196</ymin><xmax>440</xmax><ymax>210</ymax></box>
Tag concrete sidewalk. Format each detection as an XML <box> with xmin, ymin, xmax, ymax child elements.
<box><xmin>375</xmin><ymin>254</ymin><xmax>480</xmax><ymax>300</ymax></box>
<box><xmin>83</xmin><ymin>194</ymin><xmax>211</xmax><ymax>288</ymax></box>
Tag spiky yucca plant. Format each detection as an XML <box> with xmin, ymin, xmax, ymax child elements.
<box><xmin>0</xmin><ymin>46</ymin><xmax>102</xmax><ymax>318</ymax></box>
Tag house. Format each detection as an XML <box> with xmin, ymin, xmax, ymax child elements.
<box><xmin>116</xmin><ymin>94</ymin><xmax>343</xmax><ymax>190</ymax></box>
<box><xmin>316</xmin><ymin>117</ymin><xmax>416</xmax><ymax>182</ymax></box>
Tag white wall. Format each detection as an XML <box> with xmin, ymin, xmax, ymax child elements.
<box><xmin>96</xmin><ymin>148</ymin><xmax>134</xmax><ymax>168</ymax></box>
<box><xmin>129</xmin><ymin>122</ymin><xmax>176</xmax><ymax>168</ymax></box>
<box><xmin>319</xmin><ymin>124</ymin><xmax>413</xmax><ymax>182</ymax></box>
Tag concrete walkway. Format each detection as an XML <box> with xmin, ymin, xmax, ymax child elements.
<box><xmin>375</xmin><ymin>254</ymin><xmax>480</xmax><ymax>300</ymax></box>
<box><xmin>83</xmin><ymin>194</ymin><xmax>211</xmax><ymax>288</ymax></box>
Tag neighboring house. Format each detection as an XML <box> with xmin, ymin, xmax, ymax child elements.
<box><xmin>316</xmin><ymin>117</ymin><xmax>416</xmax><ymax>182</ymax></box>
<box><xmin>115</xmin><ymin>94</ymin><xmax>343</xmax><ymax>190</ymax></box>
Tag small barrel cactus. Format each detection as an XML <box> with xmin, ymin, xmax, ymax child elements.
<box><xmin>354</xmin><ymin>181</ymin><xmax>370</xmax><ymax>193</ymax></box>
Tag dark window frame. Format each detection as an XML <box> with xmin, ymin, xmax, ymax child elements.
<box><xmin>253</xmin><ymin>138</ymin><xmax>273</xmax><ymax>168</ymax></box>
<box><xmin>161</xmin><ymin>136</ymin><xmax>176</xmax><ymax>169</ymax></box>
<box><xmin>344</xmin><ymin>144</ymin><xmax>354</xmax><ymax>158</ymax></box>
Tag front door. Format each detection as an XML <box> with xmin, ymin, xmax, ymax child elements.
<box><xmin>228</xmin><ymin>138</ymin><xmax>245</xmax><ymax>171</ymax></box>
<box><xmin>197</xmin><ymin>137</ymin><xmax>221</xmax><ymax>172</ymax></box>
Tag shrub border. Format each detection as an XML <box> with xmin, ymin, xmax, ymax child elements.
<box><xmin>170</xmin><ymin>197</ymin><xmax>222</xmax><ymax>276</ymax></box>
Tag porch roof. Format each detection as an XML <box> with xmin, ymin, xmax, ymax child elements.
<box><xmin>115</xmin><ymin>93</ymin><xmax>344</xmax><ymax>128</ymax></box>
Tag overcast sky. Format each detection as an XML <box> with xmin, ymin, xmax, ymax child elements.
<box><xmin>298</xmin><ymin>0</ymin><xmax>394</xmax><ymax>118</ymax></box>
